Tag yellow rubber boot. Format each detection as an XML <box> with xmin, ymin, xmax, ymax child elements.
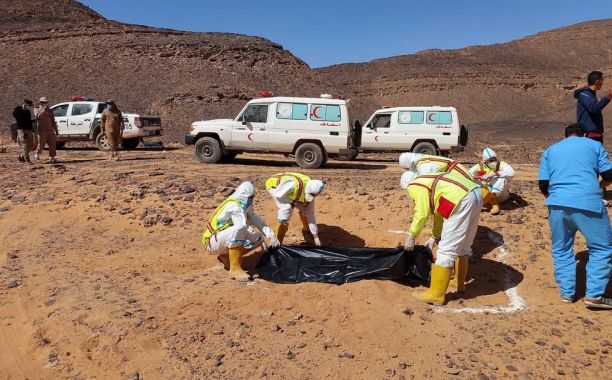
<box><xmin>413</xmin><ymin>264</ymin><xmax>452</xmax><ymax>306</ymax></box>
<box><xmin>490</xmin><ymin>193</ymin><xmax>500</xmax><ymax>215</ymax></box>
<box><xmin>299</xmin><ymin>213</ymin><xmax>310</xmax><ymax>234</ymax></box>
<box><xmin>228</xmin><ymin>247</ymin><xmax>250</xmax><ymax>282</ymax></box>
<box><xmin>481</xmin><ymin>187</ymin><xmax>492</xmax><ymax>207</ymax></box>
<box><xmin>275</xmin><ymin>222</ymin><xmax>289</xmax><ymax>244</ymax></box>
<box><xmin>449</xmin><ymin>257</ymin><xmax>469</xmax><ymax>293</ymax></box>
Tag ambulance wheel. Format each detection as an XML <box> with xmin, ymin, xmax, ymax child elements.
<box><xmin>412</xmin><ymin>142</ymin><xmax>437</xmax><ymax>155</ymax></box>
<box><xmin>195</xmin><ymin>137</ymin><xmax>223</xmax><ymax>163</ymax></box>
<box><xmin>295</xmin><ymin>143</ymin><xmax>325</xmax><ymax>169</ymax></box>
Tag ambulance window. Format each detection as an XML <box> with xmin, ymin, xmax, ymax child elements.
<box><xmin>426</xmin><ymin>111</ymin><xmax>452</xmax><ymax>125</ymax></box>
<box><xmin>310</xmin><ymin>104</ymin><xmax>341</xmax><ymax>122</ymax></box>
<box><xmin>71</xmin><ymin>103</ymin><xmax>93</xmax><ymax>116</ymax></box>
<box><xmin>398</xmin><ymin>111</ymin><xmax>424</xmax><ymax>124</ymax></box>
<box><xmin>52</xmin><ymin>104</ymin><xmax>69</xmax><ymax>117</ymax></box>
<box><xmin>277</xmin><ymin>103</ymin><xmax>308</xmax><ymax>120</ymax></box>
<box><xmin>372</xmin><ymin>114</ymin><xmax>392</xmax><ymax>129</ymax></box>
<box><xmin>242</xmin><ymin>104</ymin><xmax>268</xmax><ymax>123</ymax></box>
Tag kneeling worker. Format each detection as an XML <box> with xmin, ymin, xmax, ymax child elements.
<box><xmin>266</xmin><ymin>173</ymin><xmax>324</xmax><ymax>246</ymax></box>
<box><xmin>399</xmin><ymin>152</ymin><xmax>473</xmax><ymax>180</ymax></box>
<box><xmin>469</xmin><ymin>148</ymin><xmax>515</xmax><ymax>215</ymax></box>
<box><xmin>401</xmin><ymin>170</ymin><xmax>482</xmax><ymax>305</ymax></box>
<box><xmin>202</xmin><ymin>182</ymin><xmax>280</xmax><ymax>281</ymax></box>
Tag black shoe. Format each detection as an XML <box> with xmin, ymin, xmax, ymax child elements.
<box><xmin>584</xmin><ymin>296</ymin><xmax>612</xmax><ymax>309</ymax></box>
<box><xmin>18</xmin><ymin>156</ymin><xmax>25</xmax><ymax>162</ymax></box>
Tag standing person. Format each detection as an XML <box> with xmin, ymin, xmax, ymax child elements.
<box><xmin>265</xmin><ymin>173</ymin><xmax>324</xmax><ymax>246</ymax></box>
<box><xmin>574</xmin><ymin>71</ymin><xmax>612</xmax><ymax>143</ymax></box>
<box><xmin>401</xmin><ymin>170</ymin><xmax>482</xmax><ymax>305</ymax></box>
<box><xmin>202</xmin><ymin>182</ymin><xmax>279</xmax><ymax>281</ymax></box>
<box><xmin>34</xmin><ymin>97</ymin><xmax>59</xmax><ymax>163</ymax></box>
<box><xmin>12</xmin><ymin>99</ymin><xmax>34</xmax><ymax>163</ymax></box>
<box><xmin>100</xmin><ymin>99</ymin><xmax>125</xmax><ymax>160</ymax></box>
<box><xmin>539</xmin><ymin>123</ymin><xmax>612</xmax><ymax>309</ymax></box>
<box><xmin>469</xmin><ymin>148</ymin><xmax>515</xmax><ymax>215</ymax></box>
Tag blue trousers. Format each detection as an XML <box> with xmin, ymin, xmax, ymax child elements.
<box><xmin>548</xmin><ymin>206</ymin><xmax>612</xmax><ymax>298</ymax></box>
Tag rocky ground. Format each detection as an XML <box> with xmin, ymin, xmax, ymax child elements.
<box><xmin>1</xmin><ymin>139</ymin><xmax>611</xmax><ymax>379</ymax></box>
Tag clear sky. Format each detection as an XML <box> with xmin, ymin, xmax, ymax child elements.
<box><xmin>80</xmin><ymin>0</ymin><xmax>611</xmax><ymax>68</ymax></box>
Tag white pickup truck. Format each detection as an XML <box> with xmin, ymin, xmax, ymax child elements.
<box><xmin>352</xmin><ymin>106</ymin><xmax>468</xmax><ymax>158</ymax></box>
<box><xmin>49</xmin><ymin>100</ymin><xmax>163</xmax><ymax>150</ymax></box>
<box><xmin>184</xmin><ymin>94</ymin><xmax>359</xmax><ymax>168</ymax></box>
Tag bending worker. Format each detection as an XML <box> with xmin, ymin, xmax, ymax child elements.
<box><xmin>399</xmin><ymin>152</ymin><xmax>473</xmax><ymax>180</ymax></box>
<box><xmin>401</xmin><ymin>170</ymin><xmax>482</xmax><ymax>306</ymax></box>
<box><xmin>202</xmin><ymin>182</ymin><xmax>280</xmax><ymax>281</ymax></box>
<box><xmin>266</xmin><ymin>172</ymin><xmax>324</xmax><ymax>246</ymax></box>
<box><xmin>469</xmin><ymin>148</ymin><xmax>515</xmax><ymax>215</ymax></box>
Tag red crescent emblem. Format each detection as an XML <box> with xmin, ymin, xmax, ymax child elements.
<box><xmin>312</xmin><ymin>106</ymin><xmax>321</xmax><ymax>119</ymax></box>
<box><xmin>428</xmin><ymin>113</ymin><xmax>435</xmax><ymax>121</ymax></box>
<box><xmin>247</xmin><ymin>133</ymin><xmax>254</xmax><ymax>141</ymax></box>
<box><xmin>375</xmin><ymin>135</ymin><xmax>380</xmax><ymax>142</ymax></box>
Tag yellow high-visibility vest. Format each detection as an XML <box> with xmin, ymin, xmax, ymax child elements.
<box><xmin>408</xmin><ymin>171</ymin><xmax>478</xmax><ymax>219</ymax></box>
<box><xmin>265</xmin><ymin>173</ymin><xmax>311</xmax><ymax>204</ymax></box>
<box><xmin>415</xmin><ymin>155</ymin><xmax>473</xmax><ymax>180</ymax></box>
<box><xmin>201</xmin><ymin>198</ymin><xmax>241</xmax><ymax>247</ymax></box>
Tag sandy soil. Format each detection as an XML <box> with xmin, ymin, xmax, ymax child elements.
<box><xmin>1</xmin><ymin>144</ymin><xmax>611</xmax><ymax>380</ymax></box>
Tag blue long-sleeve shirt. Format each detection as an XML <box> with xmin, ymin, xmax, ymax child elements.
<box><xmin>574</xmin><ymin>87</ymin><xmax>611</xmax><ymax>134</ymax></box>
<box><xmin>539</xmin><ymin>136</ymin><xmax>612</xmax><ymax>213</ymax></box>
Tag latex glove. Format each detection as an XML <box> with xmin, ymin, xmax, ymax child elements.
<box><xmin>404</xmin><ymin>235</ymin><xmax>416</xmax><ymax>252</ymax></box>
<box><xmin>314</xmin><ymin>236</ymin><xmax>322</xmax><ymax>246</ymax></box>
<box><xmin>268</xmin><ymin>235</ymin><xmax>280</xmax><ymax>248</ymax></box>
<box><xmin>425</xmin><ymin>237</ymin><xmax>439</xmax><ymax>251</ymax></box>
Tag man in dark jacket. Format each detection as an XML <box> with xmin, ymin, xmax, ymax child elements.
<box><xmin>12</xmin><ymin>99</ymin><xmax>34</xmax><ymax>163</ymax></box>
<box><xmin>574</xmin><ymin>71</ymin><xmax>612</xmax><ymax>143</ymax></box>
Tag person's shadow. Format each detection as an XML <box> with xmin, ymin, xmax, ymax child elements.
<box><xmin>447</xmin><ymin>225</ymin><xmax>524</xmax><ymax>300</ymax></box>
<box><xmin>500</xmin><ymin>193</ymin><xmax>530</xmax><ymax>211</ymax></box>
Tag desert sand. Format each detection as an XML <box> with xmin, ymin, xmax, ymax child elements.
<box><xmin>1</xmin><ymin>142</ymin><xmax>611</xmax><ymax>380</ymax></box>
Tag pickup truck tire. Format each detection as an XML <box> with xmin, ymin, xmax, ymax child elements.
<box><xmin>55</xmin><ymin>142</ymin><xmax>66</xmax><ymax>150</ymax></box>
<box><xmin>412</xmin><ymin>142</ymin><xmax>437</xmax><ymax>155</ymax></box>
<box><xmin>95</xmin><ymin>132</ymin><xmax>112</xmax><ymax>151</ymax></box>
<box><xmin>195</xmin><ymin>137</ymin><xmax>223</xmax><ymax>163</ymax></box>
<box><xmin>295</xmin><ymin>143</ymin><xmax>325</xmax><ymax>169</ymax></box>
<box><xmin>121</xmin><ymin>138</ymin><xmax>140</xmax><ymax>150</ymax></box>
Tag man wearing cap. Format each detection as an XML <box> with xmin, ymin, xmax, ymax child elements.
<box><xmin>469</xmin><ymin>148</ymin><xmax>515</xmax><ymax>215</ymax></box>
<box><xmin>12</xmin><ymin>99</ymin><xmax>34</xmax><ymax>163</ymax></box>
<box><xmin>100</xmin><ymin>99</ymin><xmax>125</xmax><ymax>160</ymax></box>
<box><xmin>34</xmin><ymin>97</ymin><xmax>59</xmax><ymax>163</ymax></box>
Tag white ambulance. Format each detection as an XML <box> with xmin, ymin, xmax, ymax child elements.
<box><xmin>355</xmin><ymin>106</ymin><xmax>468</xmax><ymax>158</ymax></box>
<box><xmin>185</xmin><ymin>93</ymin><xmax>359</xmax><ymax>168</ymax></box>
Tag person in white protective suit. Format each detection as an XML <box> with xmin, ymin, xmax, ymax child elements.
<box><xmin>265</xmin><ymin>173</ymin><xmax>324</xmax><ymax>246</ymax></box>
<box><xmin>400</xmin><ymin>170</ymin><xmax>483</xmax><ymax>305</ymax></box>
<box><xmin>201</xmin><ymin>182</ymin><xmax>280</xmax><ymax>281</ymax></box>
<box><xmin>469</xmin><ymin>148</ymin><xmax>515</xmax><ymax>215</ymax></box>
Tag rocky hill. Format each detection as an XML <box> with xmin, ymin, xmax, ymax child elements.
<box><xmin>0</xmin><ymin>0</ymin><xmax>610</xmax><ymax>143</ymax></box>
<box><xmin>0</xmin><ymin>0</ymin><xmax>333</xmax><ymax>142</ymax></box>
<box><xmin>318</xmin><ymin>19</ymin><xmax>612</xmax><ymax>125</ymax></box>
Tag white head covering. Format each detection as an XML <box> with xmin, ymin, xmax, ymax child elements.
<box><xmin>482</xmin><ymin>148</ymin><xmax>497</xmax><ymax>162</ymax></box>
<box><xmin>400</xmin><ymin>171</ymin><xmax>418</xmax><ymax>190</ymax></box>
<box><xmin>305</xmin><ymin>180</ymin><xmax>324</xmax><ymax>202</ymax></box>
<box><xmin>399</xmin><ymin>152</ymin><xmax>423</xmax><ymax>170</ymax></box>
<box><xmin>231</xmin><ymin>181</ymin><xmax>255</xmax><ymax>204</ymax></box>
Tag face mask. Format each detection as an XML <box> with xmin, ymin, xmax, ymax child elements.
<box><xmin>243</xmin><ymin>197</ymin><xmax>254</xmax><ymax>209</ymax></box>
<box><xmin>486</xmin><ymin>160</ymin><xmax>498</xmax><ymax>169</ymax></box>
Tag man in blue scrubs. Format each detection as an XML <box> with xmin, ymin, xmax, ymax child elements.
<box><xmin>539</xmin><ymin>123</ymin><xmax>612</xmax><ymax>309</ymax></box>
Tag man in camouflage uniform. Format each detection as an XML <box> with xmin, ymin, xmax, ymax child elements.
<box><xmin>34</xmin><ymin>97</ymin><xmax>59</xmax><ymax>163</ymax></box>
<box><xmin>100</xmin><ymin>99</ymin><xmax>125</xmax><ymax>160</ymax></box>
